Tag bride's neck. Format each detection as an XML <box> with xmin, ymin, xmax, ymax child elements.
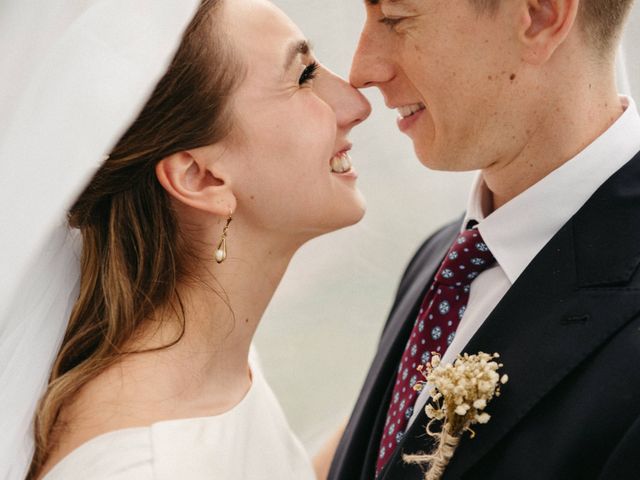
<box><xmin>38</xmin><ymin>241</ymin><xmax>297</xmax><ymax>480</ymax></box>
<box><xmin>130</xmin><ymin>232</ymin><xmax>297</xmax><ymax>402</ymax></box>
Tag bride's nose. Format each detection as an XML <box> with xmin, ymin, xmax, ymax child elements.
<box><xmin>319</xmin><ymin>69</ymin><xmax>372</xmax><ymax>130</ymax></box>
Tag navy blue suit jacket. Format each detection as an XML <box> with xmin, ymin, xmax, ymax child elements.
<box><xmin>329</xmin><ymin>151</ymin><xmax>640</xmax><ymax>480</ymax></box>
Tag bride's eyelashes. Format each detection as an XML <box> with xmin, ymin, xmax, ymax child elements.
<box><xmin>298</xmin><ymin>61</ymin><xmax>319</xmax><ymax>86</ymax></box>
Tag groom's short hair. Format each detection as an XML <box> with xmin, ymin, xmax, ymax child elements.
<box><xmin>471</xmin><ymin>0</ymin><xmax>634</xmax><ymax>53</ymax></box>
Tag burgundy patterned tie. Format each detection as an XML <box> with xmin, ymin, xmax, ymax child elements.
<box><xmin>375</xmin><ymin>227</ymin><xmax>495</xmax><ymax>477</ymax></box>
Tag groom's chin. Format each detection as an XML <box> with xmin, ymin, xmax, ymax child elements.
<box><xmin>412</xmin><ymin>143</ymin><xmax>476</xmax><ymax>173</ymax></box>
<box><xmin>413</xmin><ymin>143</ymin><xmax>445</xmax><ymax>171</ymax></box>
<box><xmin>409</xmin><ymin>134</ymin><xmax>444</xmax><ymax>171</ymax></box>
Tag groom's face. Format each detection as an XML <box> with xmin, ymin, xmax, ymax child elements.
<box><xmin>351</xmin><ymin>0</ymin><xmax>526</xmax><ymax>172</ymax></box>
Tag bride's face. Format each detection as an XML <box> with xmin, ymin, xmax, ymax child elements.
<box><xmin>222</xmin><ymin>0</ymin><xmax>371</xmax><ymax>241</ymax></box>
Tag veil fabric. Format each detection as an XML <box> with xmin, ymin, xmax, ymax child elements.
<box><xmin>0</xmin><ymin>2</ymin><xmax>199</xmax><ymax>478</ymax></box>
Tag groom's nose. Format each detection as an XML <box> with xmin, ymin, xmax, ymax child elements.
<box><xmin>350</xmin><ymin>26</ymin><xmax>396</xmax><ymax>89</ymax></box>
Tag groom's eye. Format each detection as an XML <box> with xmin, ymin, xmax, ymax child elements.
<box><xmin>379</xmin><ymin>16</ymin><xmax>404</xmax><ymax>30</ymax></box>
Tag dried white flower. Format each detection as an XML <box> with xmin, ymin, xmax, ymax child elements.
<box><xmin>454</xmin><ymin>404</ymin><xmax>470</xmax><ymax>416</ymax></box>
<box><xmin>404</xmin><ymin>352</ymin><xmax>508</xmax><ymax>480</ymax></box>
<box><xmin>476</xmin><ymin>412</ymin><xmax>491</xmax><ymax>424</ymax></box>
<box><xmin>473</xmin><ymin>399</ymin><xmax>487</xmax><ymax>409</ymax></box>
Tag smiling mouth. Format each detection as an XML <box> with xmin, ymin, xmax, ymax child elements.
<box><xmin>397</xmin><ymin>102</ymin><xmax>426</xmax><ymax>119</ymax></box>
<box><xmin>330</xmin><ymin>151</ymin><xmax>353</xmax><ymax>173</ymax></box>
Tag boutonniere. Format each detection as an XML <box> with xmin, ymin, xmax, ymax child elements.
<box><xmin>404</xmin><ymin>352</ymin><xmax>509</xmax><ymax>480</ymax></box>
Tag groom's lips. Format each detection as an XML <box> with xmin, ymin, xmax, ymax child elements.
<box><xmin>393</xmin><ymin>102</ymin><xmax>426</xmax><ymax>133</ymax></box>
<box><xmin>397</xmin><ymin>108</ymin><xmax>425</xmax><ymax>132</ymax></box>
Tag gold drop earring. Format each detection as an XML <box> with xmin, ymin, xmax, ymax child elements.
<box><xmin>215</xmin><ymin>212</ymin><xmax>233</xmax><ymax>264</ymax></box>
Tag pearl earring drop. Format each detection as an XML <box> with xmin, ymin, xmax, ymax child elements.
<box><xmin>215</xmin><ymin>213</ymin><xmax>233</xmax><ymax>264</ymax></box>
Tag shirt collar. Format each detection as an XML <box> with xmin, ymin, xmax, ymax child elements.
<box><xmin>463</xmin><ymin>95</ymin><xmax>640</xmax><ymax>284</ymax></box>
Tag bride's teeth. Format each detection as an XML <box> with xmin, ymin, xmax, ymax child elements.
<box><xmin>330</xmin><ymin>152</ymin><xmax>352</xmax><ymax>173</ymax></box>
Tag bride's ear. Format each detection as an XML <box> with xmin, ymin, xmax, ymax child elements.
<box><xmin>155</xmin><ymin>145</ymin><xmax>237</xmax><ymax>216</ymax></box>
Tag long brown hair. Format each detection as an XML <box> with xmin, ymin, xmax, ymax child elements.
<box><xmin>28</xmin><ymin>0</ymin><xmax>243</xmax><ymax>476</ymax></box>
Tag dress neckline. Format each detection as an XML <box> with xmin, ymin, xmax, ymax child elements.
<box><xmin>42</xmin><ymin>363</ymin><xmax>259</xmax><ymax>479</ymax></box>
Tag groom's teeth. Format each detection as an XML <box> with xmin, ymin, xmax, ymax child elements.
<box><xmin>397</xmin><ymin>103</ymin><xmax>426</xmax><ymax>119</ymax></box>
<box><xmin>330</xmin><ymin>151</ymin><xmax>352</xmax><ymax>173</ymax></box>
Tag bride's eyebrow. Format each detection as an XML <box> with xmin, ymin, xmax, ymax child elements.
<box><xmin>283</xmin><ymin>39</ymin><xmax>313</xmax><ymax>71</ymax></box>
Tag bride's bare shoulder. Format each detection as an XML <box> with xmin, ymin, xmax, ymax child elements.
<box><xmin>38</xmin><ymin>343</ymin><xmax>249</xmax><ymax>478</ymax></box>
<box><xmin>38</xmin><ymin>357</ymin><xmax>172</xmax><ymax>478</ymax></box>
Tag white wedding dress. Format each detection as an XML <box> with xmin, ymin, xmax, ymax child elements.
<box><xmin>42</xmin><ymin>351</ymin><xmax>315</xmax><ymax>480</ymax></box>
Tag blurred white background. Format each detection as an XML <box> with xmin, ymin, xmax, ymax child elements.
<box><xmin>255</xmin><ymin>0</ymin><xmax>640</xmax><ymax>454</ymax></box>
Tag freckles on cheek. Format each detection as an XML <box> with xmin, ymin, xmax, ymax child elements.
<box><xmin>410</xmin><ymin>38</ymin><xmax>422</xmax><ymax>54</ymax></box>
<box><xmin>401</xmin><ymin>40</ymin><xmax>427</xmax><ymax>75</ymax></box>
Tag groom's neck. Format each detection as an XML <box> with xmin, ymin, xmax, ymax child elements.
<box><xmin>483</xmin><ymin>65</ymin><xmax>622</xmax><ymax>211</ymax></box>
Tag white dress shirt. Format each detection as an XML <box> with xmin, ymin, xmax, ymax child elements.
<box><xmin>409</xmin><ymin>95</ymin><xmax>640</xmax><ymax>427</ymax></box>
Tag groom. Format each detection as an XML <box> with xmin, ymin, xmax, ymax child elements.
<box><xmin>329</xmin><ymin>0</ymin><xmax>640</xmax><ymax>478</ymax></box>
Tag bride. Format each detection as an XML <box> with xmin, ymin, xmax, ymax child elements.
<box><xmin>0</xmin><ymin>0</ymin><xmax>370</xmax><ymax>478</ymax></box>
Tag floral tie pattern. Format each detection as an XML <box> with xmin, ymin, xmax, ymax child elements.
<box><xmin>375</xmin><ymin>228</ymin><xmax>496</xmax><ymax>477</ymax></box>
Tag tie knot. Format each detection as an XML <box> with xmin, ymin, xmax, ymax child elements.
<box><xmin>434</xmin><ymin>228</ymin><xmax>495</xmax><ymax>286</ymax></box>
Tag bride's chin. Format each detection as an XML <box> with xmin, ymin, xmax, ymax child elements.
<box><xmin>284</xmin><ymin>193</ymin><xmax>367</xmax><ymax>242</ymax></box>
<box><xmin>349</xmin><ymin>190</ymin><xmax>367</xmax><ymax>217</ymax></box>
<box><xmin>351</xmin><ymin>199</ymin><xmax>367</xmax><ymax>224</ymax></box>
<box><xmin>329</xmin><ymin>195</ymin><xmax>367</xmax><ymax>230</ymax></box>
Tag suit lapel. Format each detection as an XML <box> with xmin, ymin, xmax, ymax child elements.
<box><xmin>375</xmin><ymin>224</ymin><xmax>457</xmax><ymax>384</ymax></box>
<box><xmin>334</xmin><ymin>222</ymin><xmax>460</xmax><ymax>480</ymax></box>
<box><xmin>383</xmin><ymin>152</ymin><xmax>640</xmax><ymax>479</ymax></box>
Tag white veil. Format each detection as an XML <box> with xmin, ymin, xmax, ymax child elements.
<box><xmin>0</xmin><ymin>2</ymin><xmax>199</xmax><ymax>478</ymax></box>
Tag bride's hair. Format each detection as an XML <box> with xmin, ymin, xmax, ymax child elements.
<box><xmin>28</xmin><ymin>0</ymin><xmax>243</xmax><ymax>476</ymax></box>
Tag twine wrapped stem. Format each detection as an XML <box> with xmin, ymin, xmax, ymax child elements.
<box><xmin>404</xmin><ymin>423</ymin><xmax>460</xmax><ymax>480</ymax></box>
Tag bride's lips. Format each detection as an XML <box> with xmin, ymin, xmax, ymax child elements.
<box><xmin>395</xmin><ymin>102</ymin><xmax>426</xmax><ymax>132</ymax></box>
<box><xmin>330</xmin><ymin>145</ymin><xmax>358</xmax><ymax>179</ymax></box>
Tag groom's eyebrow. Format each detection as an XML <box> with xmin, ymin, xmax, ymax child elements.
<box><xmin>366</xmin><ymin>0</ymin><xmax>407</xmax><ymax>5</ymax></box>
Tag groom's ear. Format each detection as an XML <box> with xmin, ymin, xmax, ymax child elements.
<box><xmin>155</xmin><ymin>145</ymin><xmax>237</xmax><ymax>216</ymax></box>
<box><xmin>518</xmin><ymin>0</ymin><xmax>580</xmax><ymax>65</ymax></box>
